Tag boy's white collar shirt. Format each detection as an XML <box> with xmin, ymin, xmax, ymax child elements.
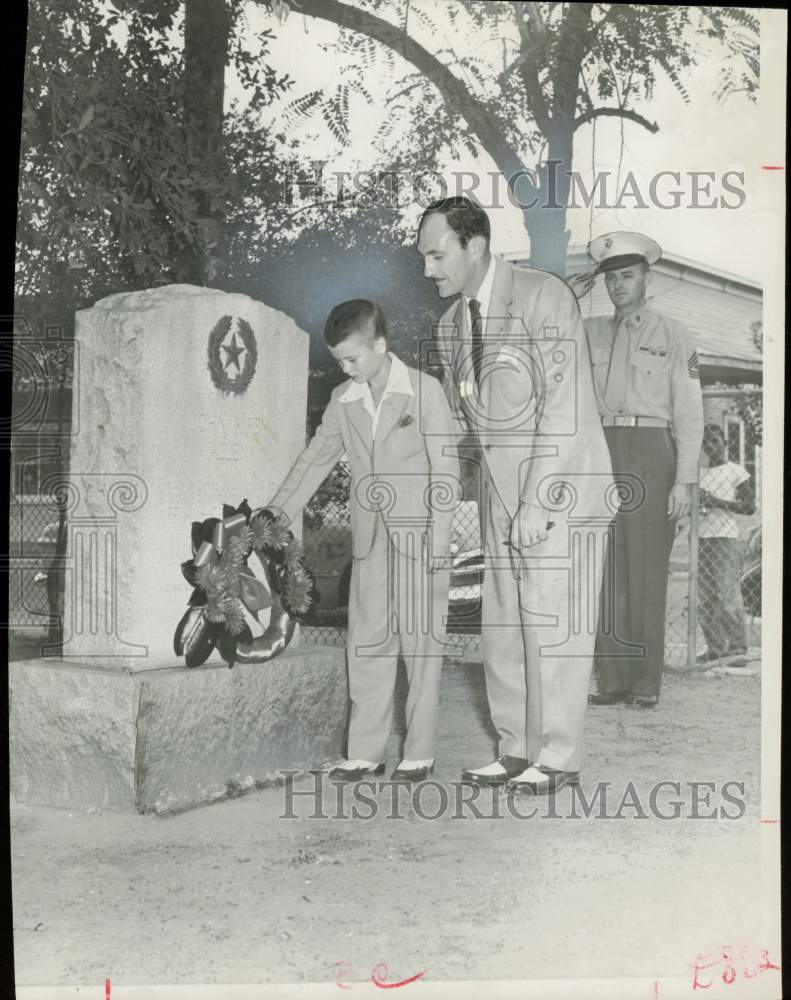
<box><xmin>338</xmin><ymin>352</ymin><xmax>414</xmax><ymax>436</ymax></box>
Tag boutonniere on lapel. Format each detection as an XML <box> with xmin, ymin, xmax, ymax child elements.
<box><xmin>397</xmin><ymin>413</ymin><xmax>415</xmax><ymax>428</ymax></box>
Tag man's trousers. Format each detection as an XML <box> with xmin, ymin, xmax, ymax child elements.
<box><xmin>594</xmin><ymin>427</ymin><xmax>676</xmax><ymax>697</ymax></box>
<box><xmin>345</xmin><ymin>519</ymin><xmax>451</xmax><ymax>763</ymax></box>
<box><xmin>480</xmin><ymin>479</ymin><xmax>609</xmax><ymax>773</ymax></box>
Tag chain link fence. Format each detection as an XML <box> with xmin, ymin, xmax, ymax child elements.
<box><xmin>9</xmin><ymin>390</ymin><xmax>762</xmax><ymax>672</ymax></box>
<box><xmin>7</xmin><ymin>464</ymin><xmax>69</xmax><ymax>632</ymax></box>
<box><xmin>299</xmin><ymin>397</ymin><xmax>762</xmax><ymax>672</ymax></box>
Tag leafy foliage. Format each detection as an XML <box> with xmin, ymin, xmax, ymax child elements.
<box><xmin>271</xmin><ymin>1</ymin><xmax>760</xmax><ymax>271</ymax></box>
<box><xmin>17</xmin><ymin>0</ymin><xmax>293</xmax><ymax>325</ymax></box>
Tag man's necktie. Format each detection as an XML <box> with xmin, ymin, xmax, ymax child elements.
<box><xmin>603</xmin><ymin>316</ymin><xmax>629</xmax><ymax>412</ymax></box>
<box><xmin>469</xmin><ymin>297</ymin><xmax>484</xmax><ymax>388</ymax></box>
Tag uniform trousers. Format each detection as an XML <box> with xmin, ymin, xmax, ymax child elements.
<box><xmin>345</xmin><ymin>518</ymin><xmax>450</xmax><ymax>763</ymax></box>
<box><xmin>595</xmin><ymin>427</ymin><xmax>676</xmax><ymax>696</ymax></box>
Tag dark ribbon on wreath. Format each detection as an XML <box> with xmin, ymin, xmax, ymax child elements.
<box><xmin>173</xmin><ymin>500</ymin><xmax>320</xmax><ymax>668</ymax></box>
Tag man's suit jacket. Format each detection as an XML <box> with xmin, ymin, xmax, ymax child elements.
<box><xmin>271</xmin><ymin>364</ymin><xmax>461</xmax><ymax>560</ymax></box>
<box><xmin>434</xmin><ymin>256</ymin><xmax>615</xmax><ymax>524</ymax></box>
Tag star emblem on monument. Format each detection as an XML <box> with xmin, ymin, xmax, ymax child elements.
<box><xmin>207</xmin><ymin>316</ymin><xmax>259</xmax><ymax>395</ymax></box>
<box><xmin>221</xmin><ymin>331</ymin><xmax>245</xmax><ymax>371</ymax></box>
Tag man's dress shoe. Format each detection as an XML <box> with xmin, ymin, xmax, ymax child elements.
<box><xmin>328</xmin><ymin>763</ymin><xmax>386</xmax><ymax>782</ymax></box>
<box><xmin>461</xmin><ymin>755</ymin><xmax>529</xmax><ymax>786</ymax></box>
<box><xmin>625</xmin><ymin>694</ymin><xmax>659</xmax><ymax>708</ymax></box>
<box><xmin>390</xmin><ymin>763</ymin><xmax>434</xmax><ymax>783</ymax></box>
<box><xmin>588</xmin><ymin>691</ymin><xmax>628</xmax><ymax>705</ymax></box>
<box><xmin>506</xmin><ymin>764</ymin><xmax>580</xmax><ymax>795</ymax></box>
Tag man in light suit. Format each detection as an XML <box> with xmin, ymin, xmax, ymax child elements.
<box><xmin>418</xmin><ymin>197</ymin><xmax>616</xmax><ymax>794</ymax></box>
<box><xmin>267</xmin><ymin>299</ymin><xmax>460</xmax><ymax>783</ymax></box>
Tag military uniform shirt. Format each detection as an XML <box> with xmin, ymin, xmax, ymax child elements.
<box><xmin>584</xmin><ymin>308</ymin><xmax>704</xmax><ymax>484</ymax></box>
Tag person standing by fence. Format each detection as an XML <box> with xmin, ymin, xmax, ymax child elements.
<box><xmin>696</xmin><ymin>423</ymin><xmax>754</xmax><ymax>667</ymax></box>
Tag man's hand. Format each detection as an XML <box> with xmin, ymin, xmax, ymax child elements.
<box><xmin>566</xmin><ymin>269</ymin><xmax>597</xmax><ymax>301</ymax></box>
<box><xmin>510</xmin><ymin>501</ymin><xmax>550</xmax><ymax>550</ymax></box>
<box><xmin>667</xmin><ymin>483</ymin><xmax>692</xmax><ymax>519</ymax></box>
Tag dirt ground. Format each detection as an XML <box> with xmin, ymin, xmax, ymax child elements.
<box><xmin>10</xmin><ymin>654</ymin><xmax>771</xmax><ymax>992</ymax></box>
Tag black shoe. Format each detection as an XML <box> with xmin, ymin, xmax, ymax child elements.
<box><xmin>588</xmin><ymin>691</ymin><xmax>628</xmax><ymax>706</ymax></box>
<box><xmin>461</xmin><ymin>755</ymin><xmax>529</xmax><ymax>786</ymax></box>
<box><xmin>696</xmin><ymin>650</ymin><xmax>721</xmax><ymax>664</ymax></box>
<box><xmin>506</xmin><ymin>765</ymin><xmax>580</xmax><ymax>796</ymax></box>
<box><xmin>390</xmin><ymin>763</ymin><xmax>434</xmax><ymax>783</ymax></box>
<box><xmin>625</xmin><ymin>694</ymin><xmax>659</xmax><ymax>708</ymax></box>
<box><xmin>328</xmin><ymin>763</ymin><xmax>386</xmax><ymax>782</ymax></box>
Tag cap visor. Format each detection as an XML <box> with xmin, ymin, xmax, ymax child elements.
<box><xmin>596</xmin><ymin>253</ymin><xmax>647</xmax><ymax>274</ymax></box>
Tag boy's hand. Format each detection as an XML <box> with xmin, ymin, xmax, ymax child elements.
<box><xmin>426</xmin><ymin>551</ymin><xmax>452</xmax><ymax>574</ymax></box>
<box><xmin>423</xmin><ymin>537</ymin><xmax>452</xmax><ymax>574</ymax></box>
<box><xmin>250</xmin><ymin>504</ymin><xmax>290</xmax><ymax>526</ymax></box>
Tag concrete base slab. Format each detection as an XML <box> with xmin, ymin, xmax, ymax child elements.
<box><xmin>9</xmin><ymin>645</ymin><xmax>347</xmax><ymax>815</ymax></box>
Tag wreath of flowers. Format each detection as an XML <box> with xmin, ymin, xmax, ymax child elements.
<box><xmin>173</xmin><ymin>500</ymin><xmax>319</xmax><ymax>668</ymax></box>
<box><xmin>206</xmin><ymin>316</ymin><xmax>258</xmax><ymax>395</ymax></box>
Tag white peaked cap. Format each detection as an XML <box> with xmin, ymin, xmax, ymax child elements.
<box><xmin>587</xmin><ymin>231</ymin><xmax>662</xmax><ymax>272</ymax></box>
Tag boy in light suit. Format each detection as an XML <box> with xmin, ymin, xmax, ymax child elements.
<box><xmin>266</xmin><ymin>300</ymin><xmax>460</xmax><ymax>783</ymax></box>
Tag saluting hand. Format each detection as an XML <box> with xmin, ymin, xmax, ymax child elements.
<box><xmin>565</xmin><ymin>269</ymin><xmax>597</xmax><ymax>301</ymax></box>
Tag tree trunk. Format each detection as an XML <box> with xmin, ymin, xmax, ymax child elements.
<box><xmin>525</xmin><ymin>126</ymin><xmax>574</xmax><ymax>276</ymax></box>
<box><xmin>183</xmin><ymin>0</ymin><xmax>231</xmax><ymax>285</ymax></box>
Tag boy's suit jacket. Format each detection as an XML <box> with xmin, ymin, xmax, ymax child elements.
<box><xmin>434</xmin><ymin>256</ymin><xmax>615</xmax><ymax>524</ymax></box>
<box><xmin>271</xmin><ymin>362</ymin><xmax>461</xmax><ymax>560</ymax></box>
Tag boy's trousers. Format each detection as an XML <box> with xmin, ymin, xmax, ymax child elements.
<box><xmin>345</xmin><ymin>518</ymin><xmax>451</xmax><ymax>763</ymax></box>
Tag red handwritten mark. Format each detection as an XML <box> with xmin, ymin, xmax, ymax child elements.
<box><xmin>371</xmin><ymin>962</ymin><xmax>427</xmax><ymax>989</ymax></box>
<box><xmin>758</xmin><ymin>948</ymin><xmax>781</xmax><ymax>972</ymax></box>
<box><xmin>692</xmin><ymin>946</ymin><xmax>781</xmax><ymax>989</ymax></box>
<box><xmin>759</xmin><ymin>819</ymin><xmax>779</xmax><ymax>823</ymax></box>
<box><xmin>762</xmin><ymin>166</ymin><xmax>784</xmax><ymax>170</ymax></box>
<box><xmin>652</xmin><ymin>980</ymin><xmax>660</xmax><ymax>997</ymax></box>
<box><xmin>721</xmin><ymin>947</ymin><xmax>736</xmax><ymax>986</ymax></box>
<box><xmin>105</xmin><ymin>980</ymin><xmax>111</xmax><ymax>1000</ymax></box>
<box><xmin>335</xmin><ymin>960</ymin><xmax>353</xmax><ymax>990</ymax></box>
<box><xmin>692</xmin><ymin>952</ymin><xmax>718</xmax><ymax>989</ymax></box>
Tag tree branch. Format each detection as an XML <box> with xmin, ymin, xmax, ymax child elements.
<box><xmin>510</xmin><ymin>0</ymin><xmax>551</xmax><ymax>134</ymax></box>
<box><xmin>270</xmin><ymin>0</ymin><xmax>536</xmax><ymax>195</ymax></box>
<box><xmin>573</xmin><ymin>106</ymin><xmax>659</xmax><ymax>133</ymax></box>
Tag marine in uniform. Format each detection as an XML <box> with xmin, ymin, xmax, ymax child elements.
<box><xmin>571</xmin><ymin>233</ymin><xmax>704</xmax><ymax>707</ymax></box>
